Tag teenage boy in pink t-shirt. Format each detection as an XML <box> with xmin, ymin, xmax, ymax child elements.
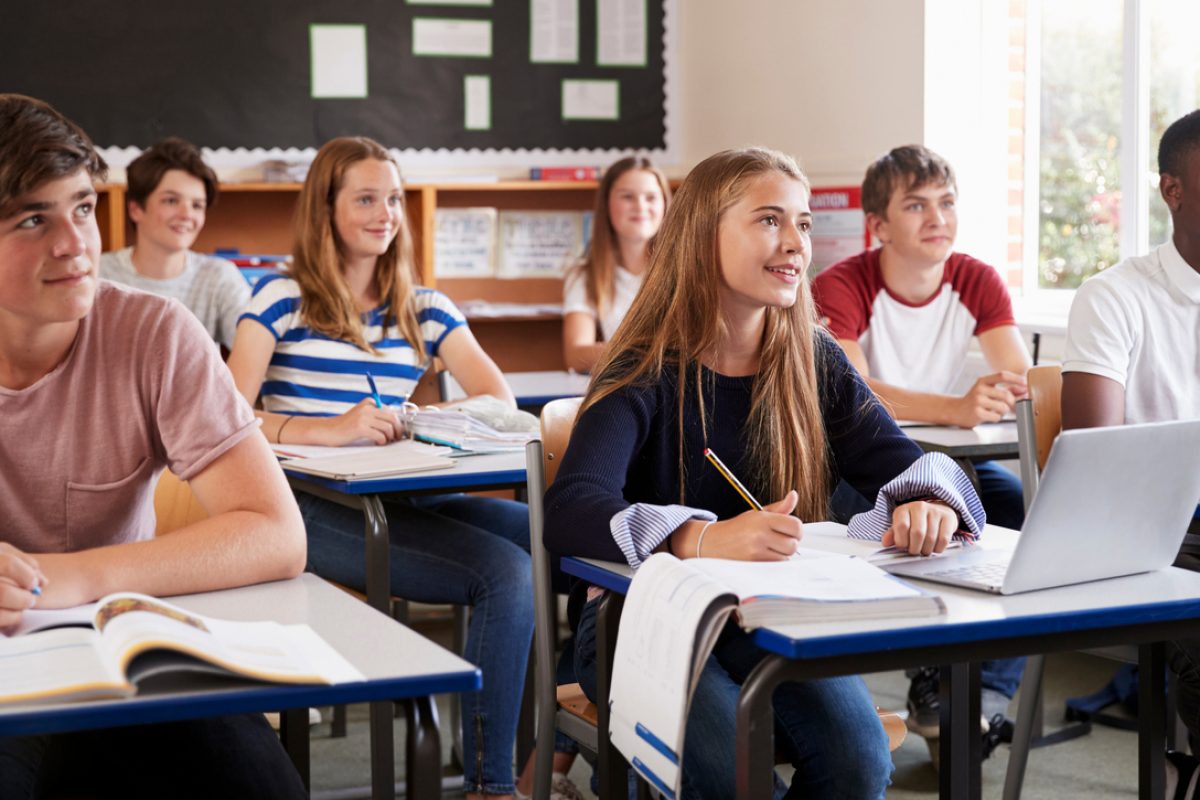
<box><xmin>0</xmin><ymin>94</ymin><xmax>307</xmax><ymax>798</ymax></box>
<box><xmin>813</xmin><ymin>145</ymin><xmax>1031</xmax><ymax>762</ymax></box>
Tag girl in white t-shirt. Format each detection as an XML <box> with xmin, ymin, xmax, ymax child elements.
<box><xmin>561</xmin><ymin>157</ymin><xmax>671</xmax><ymax>372</ymax></box>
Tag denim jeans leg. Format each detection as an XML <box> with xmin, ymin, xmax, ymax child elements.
<box><xmin>713</xmin><ymin>628</ymin><xmax>891</xmax><ymax>800</ymax></box>
<box><xmin>298</xmin><ymin>492</ymin><xmax>534</xmax><ymax>795</ymax></box>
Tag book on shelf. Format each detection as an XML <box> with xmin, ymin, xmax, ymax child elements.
<box><xmin>2</xmin><ymin>593</ymin><xmax>364</xmax><ymax>706</ymax></box>
<box><xmin>529</xmin><ymin>166</ymin><xmax>600</xmax><ymax>181</ymax></box>
<box><xmin>608</xmin><ymin>533</ymin><xmax>943</xmax><ymax>794</ymax></box>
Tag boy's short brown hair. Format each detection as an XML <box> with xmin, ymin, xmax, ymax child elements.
<box><xmin>861</xmin><ymin>145</ymin><xmax>956</xmax><ymax>218</ymax></box>
<box><xmin>0</xmin><ymin>94</ymin><xmax>107</xmax><ymax>218</ymax></box>
<box><xmin>126</xmin><ymin>137</ymin><xmax>218</xmax><ymax>211</ymax></box>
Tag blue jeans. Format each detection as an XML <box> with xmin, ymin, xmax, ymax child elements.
<box><xmin>574</xmin><ymin>596</ymin><xmax>892</xmax><ymax>800</ymax></box>
<box><xmin>297</xmin><ymin>491</ymin><xmax>533</xmax><ymax>795</ymax></box>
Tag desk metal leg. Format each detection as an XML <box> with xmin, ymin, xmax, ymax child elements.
<box><xmin>405</xmin><ymin>696</ymin><xmax>442</xmax><ymax>800</ymax></box>
<box><xmin>1139</xmin><ymin>643</ymin><xmax>1166</xmax><ymax>800</ymax></box>
<box><xmin>370</xmin><ymin>700</ymin><xmax>395</xmax><ymax>800</ymax></box>
<box><xmin>280</xmin><ymin>707</ymin><xmax>310</xmax><ymax>792</ymax></box>
<box><xmin>736</xmin><ymin>654</ymin><xmax>789</xmax><ymax>799</ymax></box>
<box><xmin>362</xmin><ymin>495</ymin><xmax>391</xmax><ymax>614</ymax></box>
<box><xmin>939</xmin><ymin>662</ymin><xmax>982</xmax><ymax>800</ymax></box>
<box><xmin>597</xmin><ymin>592</ymin><xmax>627</xmax><ymax>800</ymax></box>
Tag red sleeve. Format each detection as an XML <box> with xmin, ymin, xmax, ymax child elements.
<box><xmin>946</xmin><ymin>253</ymin><xmax>1015</xmax><ymax>335</ymax></box>
<box><xmin>811</xmin><ymin>251</ymin><xmax>878</xmax><ymax>340</ymax></box>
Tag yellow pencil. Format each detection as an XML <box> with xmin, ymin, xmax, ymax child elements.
<box><xmin>703</xmin><ymin>448</ymin><xmax>763</xmax><ymax>510</ymax></box>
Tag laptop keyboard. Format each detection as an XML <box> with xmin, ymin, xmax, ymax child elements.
<box><xmin>923</xmin><ymin>561</ymin><xmax>1009</xmax><ymax>585</ymax></box>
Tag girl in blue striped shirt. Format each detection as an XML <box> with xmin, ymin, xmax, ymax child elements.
<box><xmin>228</xmin><ymin>137</ymin><xmax>533</xmax><ymax>799</ymax></box>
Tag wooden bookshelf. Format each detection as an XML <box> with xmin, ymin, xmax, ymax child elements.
<box><xmin>94</xmin><ymin>179</ymin><xmax>604</xmax><ymax>371</ymax></box>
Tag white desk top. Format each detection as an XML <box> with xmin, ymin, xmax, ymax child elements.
<box><xmin>285</xmin><ymin>450</ymin><xmax>527</xmax><ymax>495</ymax></box>
<box><xmin>0</xmin><ymin>575</ymin><xmax>479</xmax><ymax>726</ymax></box>
<box><xmin>902</xmin><ymin>421</ymin><xmax>1020</xmax><ymax>459</ymax></box>
<box><xmin>446</xmin><ymin>370</ymin><xmax>590</xmax><ymax>406</ymax></box>
<box><xmin>566</xmin><ymin>525</ymin><xmax>1200</xmax><ymax>660</ymax></box>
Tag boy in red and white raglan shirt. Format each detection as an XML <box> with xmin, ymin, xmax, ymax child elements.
<box><xmin>813</xmin><ymin>144</ymin><xmax>1031</xmax><ymax>760</ymax></box>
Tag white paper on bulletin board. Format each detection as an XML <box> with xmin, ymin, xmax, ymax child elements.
<box><xmin>434</xmin><ymin>208</ymin><xmax>498</xmax><ymax>277</ymax></box>
<box><xmin>809</xmin><ymin>186</ymin><xmax>869</xmax><ymax>275</ymax></box>
<box><xmin>496</xmin><ymin>210</ymin><xmax>584</xmax><ymax>278</ymax></box>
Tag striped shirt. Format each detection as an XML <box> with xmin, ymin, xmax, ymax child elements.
<box><xmin>239</xmin><ymin>274</ymin><xmax>465</xmax><ymax>417</ymax></box>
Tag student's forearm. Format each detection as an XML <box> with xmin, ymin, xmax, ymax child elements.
<box><xmin>564</xmin><ymin>342</ymin><xmax>606</xmax><ymax>373</ymax></box>
<box><xmin>863</xmin><ymin>377</ymin><xmax>958</xmax><ymax>425</ymax></box>
<box><xmin>35</xmin><ymin>510</ymin><xmax>306</xmax><ymax>608</ymax></box>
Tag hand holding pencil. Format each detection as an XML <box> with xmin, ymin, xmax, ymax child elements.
<box><xmin>669</xmin><ymin>449</ymin><xmax>804</xmax><ymax>561</ymax></box>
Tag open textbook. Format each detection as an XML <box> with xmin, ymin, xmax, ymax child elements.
<box><xmin>1</xmin><ymin>593</ymin><xmax>364</xmax><ymax>706</ymax></box>
<box><xmin>608</xmin><ymin>544</ymin><xmax>943</xmax><ymax>795</ymax></box>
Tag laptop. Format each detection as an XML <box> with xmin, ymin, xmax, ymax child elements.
<box><xmin>886</xmin><ymin>419</ymin><xmax>1200</xmax><ymax>595</ymax></box>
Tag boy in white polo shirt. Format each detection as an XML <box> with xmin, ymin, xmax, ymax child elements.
<box><xmin>813</xmin><ymin>145</ymin><xmax>1031</xmax><ymax>761</ymax></box>
<box><xmin>1062</xmin><ymin>110</ymin><xmax>1200</xmax><ymax>788</ymax></box>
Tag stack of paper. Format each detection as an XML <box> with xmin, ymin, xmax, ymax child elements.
<box><xmin>410</xmin><ymin>410</ymin><xmax>535</xmax><ymax>453</ymax></box>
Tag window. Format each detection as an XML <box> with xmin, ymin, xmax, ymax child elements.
<box><xmin>1019</xmin><ymin>0</ymin><xmax>1200</xmax><ymax>297</ymax></box>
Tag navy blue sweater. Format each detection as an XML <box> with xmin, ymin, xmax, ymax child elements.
<box><xmin>544</xmin><ymin>334</ymin><xmax>925</xmax><ymax>563</ymax></box>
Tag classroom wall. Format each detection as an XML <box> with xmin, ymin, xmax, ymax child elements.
<box><xmin>677</xmin><ymin>0</ymin><xmax>927</xmax><ymax>184</ymax></box>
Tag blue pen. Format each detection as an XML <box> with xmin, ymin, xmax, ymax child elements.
<box><xmin>365</xmin><ymin>372</ymin><xmax>383</xmax><ymax>409</ymax></box>
<box><xmin>30</xmin><ymin>583</ymin><xmax>41</xmax><ymax>597</ymax></box>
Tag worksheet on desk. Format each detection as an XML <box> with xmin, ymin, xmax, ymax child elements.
<box><xmin>608</xmin><ymin>555</ymin><xmax>734</xmax><ymax>798</ymax></box>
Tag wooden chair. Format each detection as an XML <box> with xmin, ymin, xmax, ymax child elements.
<box><xmin>153</xmin><ymin>469</ymin><xmax>208</xmax><ymax>535</ymax></box>
<box><xmin>527</xmin><ymin>398</ymin><xmax>905</xmax><ymax>799</ymax></box>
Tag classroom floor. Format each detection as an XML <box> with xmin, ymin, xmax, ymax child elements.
<box><xmin>306</xmin><ymin>611</ymin><xmax>1150</xmax><ymax>799</ymax></box>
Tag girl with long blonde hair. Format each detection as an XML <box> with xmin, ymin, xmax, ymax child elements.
<box><xmin>561</xmin><ymin>155</ymin><xmax>670</xmax><ymax>372</ymax></box>
<box><xmin>228</xmin><ymin>136</ymin><xmax>534</xmax><ymax>800</ymax></box>
<box><xmin>544</xmin><ymin>147</ymin><xmax>983</xmax><ymax>798</ymax></box>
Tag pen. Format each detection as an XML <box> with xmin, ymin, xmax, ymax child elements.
<box><xmin>365</xmin><ymin>372</ymin><xmax>383</xmax><ymax>409</ymax></box>
<box><xmin>30</xmin><ymin>583</ymin><xmax>41</xmax><ymax>597</ymax></box>
<box><xmin>703</xmin><ymin>448</ymin><xmax>763</xmax><ymax>510</ymax></box>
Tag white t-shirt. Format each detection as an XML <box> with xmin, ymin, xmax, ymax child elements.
<box><xmin>1063</xmin><ymin>238</ymin><xmax>1200</xmax><ymax>424</ymax></box>
<box><xmin>99</xmin><ymin>247</ymin><xmax>250</xmax><ymax>349</ymax></box>
<box><xmin>812</xmin><ymin>250</ymin><xmax>1016</xmax><ymax>395</ymax></box>
<box><xmin>562</xmin><ymin>263</ymin><xmax>643</xmax><ymax>341</ymax></box>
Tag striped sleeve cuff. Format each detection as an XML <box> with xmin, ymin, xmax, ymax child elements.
<box><xmin>610</xmin><ymin>503</ymin><xmax>717</xmax><ymax>568</ymax></box>
<box><xmin>846</xmin><ymin>452</ymin><xmax>986</xmax><ymax>542</ymax></box>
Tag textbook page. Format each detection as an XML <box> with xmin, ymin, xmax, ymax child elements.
<box><xmin>689</xmin><ymin>553</ymin><xmax>927</xmax><ymax>604</ymax></box>
<box><xmin>608</xmin><ymin>554</ymin><xmax>735</xmax><ymax>797</ymax></box>
<box><xmin>0</xmin><ymin>628</ymin><xmax>130</xmax><ymax>705</ymax></box>
<box><xmin>94</xmin><ymin>595</ymin><xmax>364</xmax><ymax>686</ymax></box>
<box><xmin>800</xmin><ymin>520</ymin><xmax>965</xmax><ymax>564</ymax></box>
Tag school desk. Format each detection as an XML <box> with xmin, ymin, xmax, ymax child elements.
<box><xmin>562</xmin><ymin>527</ymin><xmax>1200</xmax><ymax>800</ymax></box>
<box><xmin>442</xmin><ymin>369</ymin><xmax>591</xmax><ymax>410</ymax></box>
<box><xmin>903</xmin><ymin>420</ymin><xmax>1021</xmax><ymax>461</ymax></box>
<box><xmin>0</xmin><ymin>574</ymin><xmax>479</xmax><ymax>800</ymax></box>
<box><xmin>283</xmin><ymin>451</ymin><xmax>532</xmax><ymax>777</ymax></box>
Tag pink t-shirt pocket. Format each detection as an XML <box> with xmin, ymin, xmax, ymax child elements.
<box><xmin>65</xmin><ymin>457</ymin><xmax>157</xmax><ymax>552</ymax></box>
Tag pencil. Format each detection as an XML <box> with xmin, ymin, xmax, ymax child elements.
<box><xmin>703</xmin><ymin>448</ymin><xmax>763</xmax><ymax>510</ymax></box>
<box><xmin>365</xmin><ymin>372</ymin><xmax>383</xmax><ymax>409</ymax></box>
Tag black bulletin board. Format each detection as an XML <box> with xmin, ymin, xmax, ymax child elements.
<box><xmin>1</xmin><ymin>1</ymin><xmax>668</xmax><ymax>153</ymax></box>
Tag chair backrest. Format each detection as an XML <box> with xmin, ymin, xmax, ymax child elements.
<box><xmin>541</xmin><ymin>397</ymin><xmax>583</xmax><ymax>486</ymax></box>
<box><xmin>153</xmin><ymin>470</ymin><xmax>208</xmax><ymax>536</ymax></box>
<box><xmin>526</xmin><ymin>396</ymin><xmax>586</xmax><ymax>798</ymax></box>
<box><xmin>1015</xmin><ymin>365</ymin><xmax>1063</xmax><ymax>511</ymax></box>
